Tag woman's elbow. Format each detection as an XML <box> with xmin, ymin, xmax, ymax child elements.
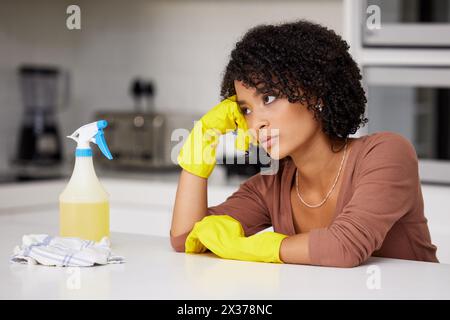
<box><xmin>325</xmin><ymin>251</ymin><xmax>366</xmax><ymax>268</ymax></box>
<box><xmin>313</xmin><ymin>245</ymin><xmax>366</xmax><ymax>268</ymax></box>
<box><xmin>331</xmin><ymin>257</ymin><xmax>362</xmax><ymax>268</ymax></box>
<box><xmin>169</xmin><ymin>230</ymin><xmax>187</xmax><ymax>253</ymax></box>
<box><xmin>171</xmin><ymin>243</ymin><xmax>185</xmax><ymax>253</ymax></box>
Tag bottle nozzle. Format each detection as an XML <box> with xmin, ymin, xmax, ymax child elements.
<box><xmin>97</xmin><ymin>120</ymin><xmax>108</xmax><ymax>130</ymax></box>
<box><xmin>67</xmin><ymin>120</ymin><xmax>113</xmax><ymax>160</ymax></box>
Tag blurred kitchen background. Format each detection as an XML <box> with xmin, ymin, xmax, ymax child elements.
<box><xmin>1</xmin><ymin>0</ymin><xmax>450</xmax><ymax>262</ymax></box>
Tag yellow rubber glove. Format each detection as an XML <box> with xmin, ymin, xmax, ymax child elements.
<box><xmin>185</xmin><ymin>215</ymin><xmax>287</xmax><ymax>264</ymax></box>
<box><xmin>177</xmin><ymin>95</ymin><xmax>256</xmax><ymax>179</ymax></box>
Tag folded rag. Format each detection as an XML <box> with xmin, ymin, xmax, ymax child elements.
<box><xmin>10</xmin><ymin>234</ymin><xmax>125</xmax><ymax>267</ymax></box>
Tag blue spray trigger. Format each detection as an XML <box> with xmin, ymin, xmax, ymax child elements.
<box><xmin>95</xmin><ymin>130</ymin><xmax>113</xmax><ymax>160</ymax></box>
<box><xmin>97</xmin><ymin>120</ymin><xmax>108</xmax><ymax>130</ymax></box>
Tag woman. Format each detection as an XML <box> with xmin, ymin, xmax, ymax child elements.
<box><xmin>170</xmin><ymin>20</ymin><xmax>438</xmax><ymax>267</ymax></box>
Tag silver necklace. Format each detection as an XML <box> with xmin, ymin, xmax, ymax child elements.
<box><xmin>295</xmin><ymin>141</ymin><xmax>348</xmax><ymax>208</ymax></box>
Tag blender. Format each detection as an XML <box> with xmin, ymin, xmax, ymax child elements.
<box><xmin>13</xmin><ymin>65</ymin><xmax>69</xmax><ymax>180</ymax></box>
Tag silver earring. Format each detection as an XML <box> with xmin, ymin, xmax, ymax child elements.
<box><xmin>315</xmin><ymin>103</ymin><xmax>323</xmax><ymax>112</ymax></box>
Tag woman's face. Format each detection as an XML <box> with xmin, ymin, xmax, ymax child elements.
<box><xmin>234</xmin><ymin>80</ymin><xmax>322</xmax><ymax>159</ymax></box>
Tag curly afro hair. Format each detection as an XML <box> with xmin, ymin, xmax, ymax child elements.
<box><xmin>220</xmin><ymin>19</ymin><xmax>368</xmax><ymax>145</ymax></box>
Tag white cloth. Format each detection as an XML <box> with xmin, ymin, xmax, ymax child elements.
<box><xmin>10</xmin><ymin>234</ymin><xmax>125</xmax><ymax>267</ymax></box>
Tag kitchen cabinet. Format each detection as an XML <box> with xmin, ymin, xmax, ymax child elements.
<box><xmin>0</xmin><ymin>176</ymin><xmax>240</xmax><ymax>238</ymax></box>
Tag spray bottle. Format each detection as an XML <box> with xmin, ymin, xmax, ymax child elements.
<box><xmin>59</xmin><ymin>120</ymin><xmax>113</xmax><ymax>242</ymax></box>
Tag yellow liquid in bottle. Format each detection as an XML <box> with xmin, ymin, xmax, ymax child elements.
<box><xmin>59</xmin><ymin>202</ymin><xmax>110</xmax><ymax>242</ymax></box>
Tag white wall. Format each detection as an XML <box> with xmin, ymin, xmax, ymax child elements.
<box><xmin>0</xmin><ymin>0</ymin><xmax>343</xmax><ymax>170</ymax></box>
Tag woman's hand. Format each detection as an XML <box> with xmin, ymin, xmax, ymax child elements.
<box><xmin>177</xmin><ymin>95</ymin><xmax>253</xmax><ymax>178</ymax></box>
<box><xmin>185</xmin><ymin>215</ymin><xmax>287</xmax><ymax>263</ymax></box>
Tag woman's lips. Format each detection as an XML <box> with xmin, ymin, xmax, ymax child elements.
<box><xmin>261</xmin><ymin>136</ymin><xmax>279</xmax><ymax>149</ymax></box>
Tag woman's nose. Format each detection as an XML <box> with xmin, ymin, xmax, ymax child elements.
<box><xmin>248</xmin><ymin>118</ymin><xmax>269</xmax><ymax>141</ymax></box>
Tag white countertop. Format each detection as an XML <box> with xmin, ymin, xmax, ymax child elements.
<box><xmin>1</xmin><ymin>208</ymin><xmax>450</xmax><ymax>300</ymax></box>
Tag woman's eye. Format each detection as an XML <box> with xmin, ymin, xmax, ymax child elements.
<box><xmin>241</xmin><ymin>107</ymin><xmax>251</xmax><ymax>116</ymax></box>
<box><xmin>263</xmin><ymin>95</ymin><xmax>276</xmax><ymax>104</ymax></box>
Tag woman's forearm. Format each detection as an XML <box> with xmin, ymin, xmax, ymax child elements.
<box><xmin>170</xmin><ymin>169</ymin><xmax>208</xmax><ymax>237</ymax></box>
<box><xmin>279</xmin><ymin>232</ymin><xmax>312</xmax><ymax>265</ymax></box>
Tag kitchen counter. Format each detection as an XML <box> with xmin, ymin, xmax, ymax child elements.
<box><xmin>1</xmin><ymin>208</ymin><xmax>450</xmax><ymax>299</ymax></box>
<box><xmin>2</xmin><ymin>176</ymin><xmax>450</xmax><ymax>262</ymax></box>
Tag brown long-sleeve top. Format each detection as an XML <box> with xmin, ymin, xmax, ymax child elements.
<box><xmin>170</xmin><ymin>131</ymin><xmax>439</xmax><ymax>267</ymax></box>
